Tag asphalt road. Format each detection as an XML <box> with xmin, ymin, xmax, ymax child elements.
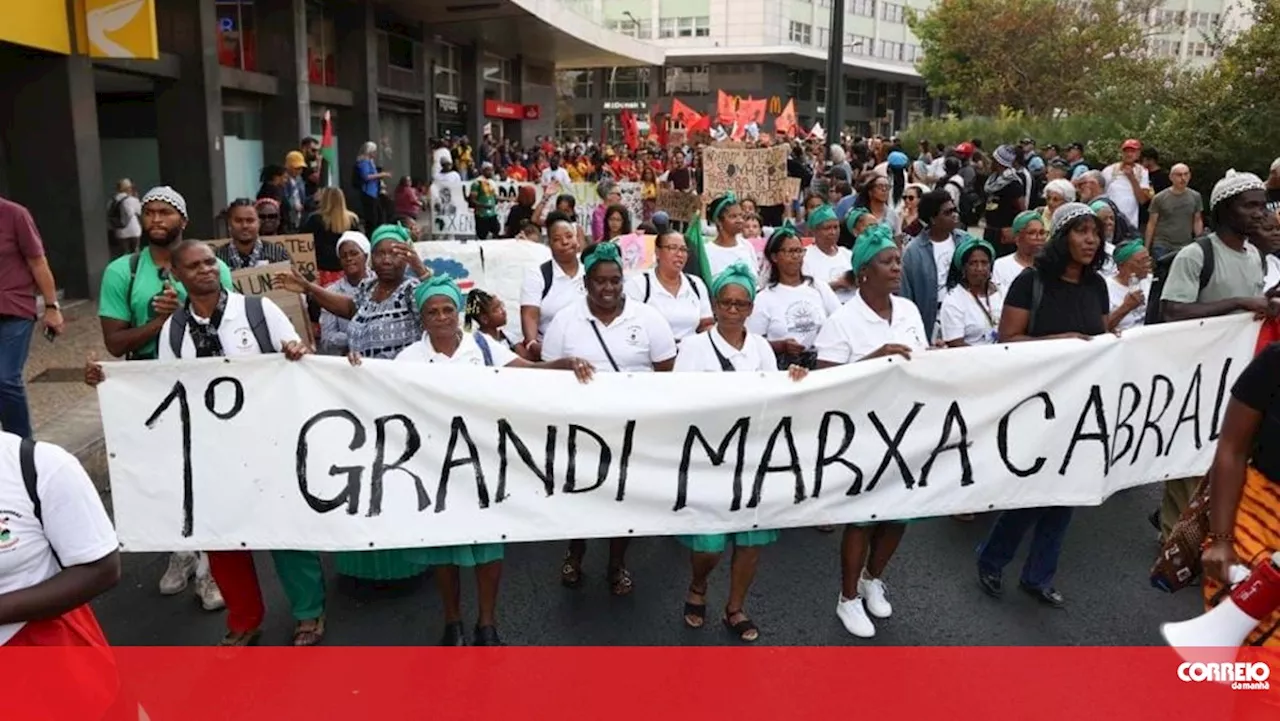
<box><xmin>93</xmin><ymin>483</ymin><xmax>1202</xmax><ymax>646</ymax></box>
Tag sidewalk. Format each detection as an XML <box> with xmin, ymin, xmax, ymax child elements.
<box><xmin>25</xmin><ymin>300</ymin><xmax>109</xmax><ymax>489</ymax></box>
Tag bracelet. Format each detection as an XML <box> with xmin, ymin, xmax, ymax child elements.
<box><xmin>1206</xmin><ymin>531</ymin><xmax>1235</xmax><ymax>544</ymax></box>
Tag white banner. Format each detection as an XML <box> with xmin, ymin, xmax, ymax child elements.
<box><xmin>98</xmin><ymin>316</ymin><xmax>1258</xmax><ymax>552</ymax></box>
<box><xmin>428</xmin><ymin>180</ymin><xmax>643</xmax><ymax>239</ymax></box>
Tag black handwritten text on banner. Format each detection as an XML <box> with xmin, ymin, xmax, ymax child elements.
<box><xmin>97</xmin><ymin>316</ymin><xmax>1257</xmax><ymax>552</ymax></box>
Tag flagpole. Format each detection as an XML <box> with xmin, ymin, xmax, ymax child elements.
<box><xmin>825</xmin><ymin>0</ymin><xmax>845</xmax><ymax>142</ymax></box>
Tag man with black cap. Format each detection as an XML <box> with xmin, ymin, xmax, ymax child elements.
<box><xmin>97</xmin><ymin>185</ymin><xmax>235</xmax><ymax>609</ymax></box>
<box><xmin>1064</xmin><ymin>142</ymin><xmax>1089</xmax><ymax>180</ymax></box>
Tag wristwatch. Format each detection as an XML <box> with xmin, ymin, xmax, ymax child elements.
<box><xmin>46</xmin><ymin>302</ymin><xmax>60</xmax><ymax>311</ymax></box>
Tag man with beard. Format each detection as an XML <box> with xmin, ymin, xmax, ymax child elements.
<box><xmin>97</xmin><ymin>186</ymin><xmax>233</xmax><ymax>609</ymax></box>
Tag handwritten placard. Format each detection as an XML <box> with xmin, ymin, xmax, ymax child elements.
<box><xmin>656</xmin><ymin>189</ymin><xmax>701</xmax><ymax>222</ymax></box>
<box><xmin>205</xmin><ymin>235</ymin><xmax>317</xmax><ymax>279</ymax></box>
<box><xmin>229</xmin><ymin>261</ymin><xmax>313</xmax><ymax>345</ymax></box>
<box><xmin>702</xmin><ymin>145</ymin><xmax>790</xmax><ymax>206</ymax></box>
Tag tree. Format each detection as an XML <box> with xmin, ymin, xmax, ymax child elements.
<box><xmin>908</xmin><ymin>0</ymin><xmax>1167</xmax><ymax>117</ymax></box>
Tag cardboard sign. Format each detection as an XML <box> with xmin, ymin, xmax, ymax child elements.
<box><xmin>702</xmin><ymin>146</ymin><xmax>790</xmax><ymax>206</ymax></box>
<box><xmin>204</xmin><ymin>235</ymin><xmax>317</xmax><ymax>279</ymax></box>
<box><xmin>656</xmin><ymin>188</ymin><xmax>701</xmax><ymax>222</ymax></box>
<box><xmin>228</xmin><ymin>262</ymin><xmax>313</xmax><ymax>345</ymax></box>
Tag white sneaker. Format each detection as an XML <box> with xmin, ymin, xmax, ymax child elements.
<box><xmin>195</xmin><ymin>574</ymin><xmax>225</xmax><ymax>612</ymax></box>
<box><xmin>858</xmin><ymin>573</ymin><xmax>893</xmax><ymax>619</ymax></box>
<box><xmin>158</xmin><ymin>552</ymin><xmax>197</xmax><ymax>596</ymax></box>
<box><xmin>836</xmin><ymin>595</ymin><xmax>876</xmax><ymax>638</ymax></box>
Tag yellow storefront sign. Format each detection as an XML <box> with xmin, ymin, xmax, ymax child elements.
<box><xmin>82</xmin><ymin>0</ymin><xmax>158</xmax><ymax>59</ymax></box>
<box><xmin>1</xmin><ymin>3</ymin><xmax>73</xmax><ymax>55</ymax></box>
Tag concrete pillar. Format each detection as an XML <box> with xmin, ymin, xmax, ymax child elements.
<box><xmin>462</xmin><ymin>43</ymin><xmax>485</xmax><ymax>142</ymax></box>
<box><xmin>590</xmin><ymin>68</ymin><xmax>607</xmax><ymax>143</ymax></box>
<box><xmin>155</xmin><ymin>0</ymin><xmax>225</xmax><ymax>241</ymax></box>
<box><xmin>334</xmin><ymin>0</ymin><xmax>377</xmax><ymax>188</ymax></box>
<box><xmin>0</xmin><ymin>48</ymin><xmax>107</xmax><ymax>299</ymax></box>
<box><xmin>258</xmin><ymin>0</ymin><xmax>311</xmax><ymax>162</ymax></box>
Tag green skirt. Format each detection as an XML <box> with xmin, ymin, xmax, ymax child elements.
<box><xmin>422</xmin><ymin>542</ymin><xmax>505</xmax><ymax>568</ymax></box>
<box><xmin>679</xmin><ymin>530</ymin><xmax>779</xmax><ymax>554</ymax></box>
<box><xmin>334</xmin><ymin>548</ymin><xmax>433</xmax><ymax>580</ymax></box>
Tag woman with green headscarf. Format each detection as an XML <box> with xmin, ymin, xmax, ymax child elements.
<box><xmin>802</xmin><ymin>204</ymin><xmax>856</xmax><ymax>303</ymax></box>
<box><xmin>278</xmin><ymin>223</ymin><xmax>435</xmax><ymax>583</ymax></box>
<box><xmin>542</xmin><ymin>241</ymin><xmax>678</xmax><ymax>596</ymax></box>
<box><xmin>702</xmin><ymin>192</ymin><xmax>760</xmax><ymax>279</ymax></box>
<box><xmin>814</xmin><ymin>223</ymin><xmax>929</xmax><ymax>640</ymax></box>
<box><xmin>750</xmin><ymin>223</ymin><xmax>841</xmax><ymax>369</ymax></box>
<box><xmin>1104</xmin><ymin>239</ymin><xmax>1152</xmax><ymax>332</ymax></box>
<box><xmin>673</xmin><ymin>261</ymin><xmax>808</xmax><ymax>642</ymax></box>
<box><xmin>370</xmin><ymin>274</ymin><xmax>594</xmax><ymax>645</ymax></box>
<box><xmin>992</xmin><ymin>210</ymin><xmax>1048</xmax><ymax>291</ymax></box>
<box><xmin>939</xmin><ymin>234</ymin><xmax>1004</xmax><ymax>347</ymax></box>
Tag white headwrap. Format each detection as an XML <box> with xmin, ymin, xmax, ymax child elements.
<box><xmin>336</xmin><ymin>230</ymin><xmax>371</xmax><ymax>259</ymax></box>
<box><xmin>1209</xmin><ymin>170</ymin><xmax>1265</xmax><ymax>212</ymax></box>
<box><xmin>1050</xmin><ymin>202</ymin><xmax>1096</xmax><ymax>236</ymax></box>
<box><xmin>140</xmin><ymin>186</ymin><xmax>188</xmax><ymax>220</ymax></box>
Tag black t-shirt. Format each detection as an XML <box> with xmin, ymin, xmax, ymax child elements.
<box><xmin>302</xmin><ymin>212</ymin><xmax>359</xmax><ymax>272</ymax></box>
<box><xmin>503</xmin><ymin>203</ymin><xmax>534</xmax><ymax>238</ymax></box>
<box><xmin>668</xmin><ymin>168</ymin><xmax>692</xmax><ymax>191</ymax></box>
<box><xmin>758</xmin><ymin>205</ymin><xmax>785</xmax><ymax>228</ymax></box>
<box><xmin>1005</xmin><ymin>267</ymin><xmax>1109</xmax><ymax>337</ymax></box>
<box><xmin>1230</xmin><ymin>343</ymin><xmax>1280</xmax><ymax>483</ymax></box>
<box><xmin>984</xmin><ymin>177</ymin><xmax>1025</xmax><ymax>230</ymax></box>
<box><xmin>1267</xmin><ymin>187</ymin><xmax>1280</xmax><ymax>216</ymax></box>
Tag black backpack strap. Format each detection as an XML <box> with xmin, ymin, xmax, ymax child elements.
<box><xmin>540</xmin><ymin>260</ymin><xmax>554</xmax><ymax>300</ymax></box>
<box><xmin>685</xmin><ymin>273</ymin><xmax>702</xmax><ymax>299</ymax></box>
<box><xmin>168</xmin><ymin>306</ymin><xmax>188</xmax><ymax>358</ymax></box>
<box><xmin>1197</xmin><ymin>235</ymin><xmax>1215</xmax><ymax>291</ymax></box>
<box><xmin>708</xmin><ymin>335</ymin><xmax>736</xmax><ymax>372</ymax></box>
<box><xmin>124</xmin><ymin>250</ymin><xmax>142</xmax><ymax>320</ymax></box>
<box><xmin>243</xmin><ymin>295</ymin><xmax>275</xmax><ymax>353</ymax></box>
<box><xmin>587</xmin><ymin>320</ymin><xmax>621</xmax><ymax>372</ymax></box>
<box><xmin>1028</xmin><ymin>271</ymin><xmax>1044</xmax><ymax>337</ymax></box>
<box><xmin>643</xmin><ymin>272</ymin><xmax>651</xmax><ymax>303</ymax></box>
<box><xmin>20</xmin><ymin>437</ymin><xmax>40</xmax><ymax>523</ymax></box>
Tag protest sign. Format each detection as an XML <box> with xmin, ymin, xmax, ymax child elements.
<box><xmin>656</xmin><ymin>188</ymin><xmax>701</xmax><ymax>222</ymax></box>
<box><xmin>98</xmin><ymin>315</ymin><xmax>1257</xmax><ymax>552</ymax></box>
<box><xmin>228</xmin><ymin>262</ymin><xmax>313</xmax><ymax>345</ymax></box>
<box><xmin>702</xmin><ymin>146</ymin><xmax>790</xmax><ymax>206</ymax></box>
<box><xmin>205</xmin><ymin>235</ymin><xmax>317</xmax><ymax>278</ymax></box>
<box><xmin>414</xmin><ymin>239</ymin><xmax>551</xmax><ymax>345</ymax></box>
<box><xmin>429</xmin><ymin>181</ymin><xmax>644</xmax><ymax>240</ymax></box>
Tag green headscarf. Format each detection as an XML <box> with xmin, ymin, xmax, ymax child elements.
<box><xmin>684</xmin><ymin>212</ymin><xmax>714</xmax><ymax>287</ymax></box>
<box><xmin>1089</xmin><ymin>200</ymin><xmax>1111</xmax><ymax>215</ymax></box>
<box><xmin>844</xmin><ymin>206</ymin><xmax>872</xmax><ymax>236</ymax></box>
<box><xmin>1011</xmin><ymin>210</ymin><xmax>1043</xmax><ymax>235</ymax></box>
<box><xmin>807</xmin><ymin>204</ymin><xmax>838</xmax><ymax>229</ymax></box>
<box><xmin>767</xmin><ymin>220</ymin><xmax>800</xmax><ymax>247</ymax></box>
<box><xmin>952</xmin><ymin>234</ymin><xmax>996</xmax><ymax>271</ymax></box>
<box><xmin>708</xmin><ymin>191</ymin><xmax>738</xmax><ymax>223</ymax></box>
<box><xmin>1113</xmin><ymin>239</ymin><xmax>1146</xmax><ymax>264</ymax></box>
<box><xmin>710</xmin><ymin>261</ymin><xmax>757</xmax><ymax>301</ymax></box>
<box><xmin>371</xmin><ymin>223</ymin><xmax>413</xmax><ymax>248</ymax></box>
<box><xmin>851</xmin><ymin>224</ymin><xmax>897</xmax><ymax>274</ymax></box>
<box><xmin>582</xmin><ymin>241</ymin><xmax>622</xmax><ymax>274</ymax></box>
<box><xmin>413</xmin><ymin>273</ymin><xmax>462</xmax><ymax>313</ymax></box>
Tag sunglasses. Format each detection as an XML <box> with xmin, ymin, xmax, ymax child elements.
<box><xmin>904</xmin><ymin>194</ymin><xmax>919</xmax><ymax>201</ymax></box>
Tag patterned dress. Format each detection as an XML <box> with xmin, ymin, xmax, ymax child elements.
<box><xmin>333</xmin><ymin>274</ymin><xmax>430</xmax><ymax>581</ymax></box>
<box><xmin>318</xmin><ymin>273</ymin><xmax>369</xmax><ymax>356</ymax></box>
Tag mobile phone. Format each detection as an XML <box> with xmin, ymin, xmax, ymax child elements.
<box><xmin>43</xmin><ymin>326</ymin><xmax>56</xmax><ymax>342</ymax></box>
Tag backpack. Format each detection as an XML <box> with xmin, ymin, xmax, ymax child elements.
<box><xmin>1146</xmin><ymin>236</ymin><xmax>1240</xmax><ymax>325</ymax></box>
<box><xmin>540</xmin><ymin>260</ymin><xmax>554</xmax><ymax>300</ymax></box>
<box><xmin>642</xmin><ymin>271</ymin><xmax>702</xmax><ymax>303</ymax></box>
<box><xmin>19</xmin><ymin>437</ymin><xmax>62</xmax><ymax>568</ymax></box>
<box><xmin>107</xmin><ymin>196</ymin><xmax>128</xmax><ymax>231</ymax></box>
<box><xmin>167</xmin><ymin>295</ymin><xmax>274</xmax><ymax>357</ymax></box>
<box><xmin>123</xmin><ymin>251</ymin><xmax>151</xmax><ymax>361</ymax></box>
<box><xmin>939</xmin><ymin>175</ymin><xmax>982</xmax><ymax>227</ymax></box>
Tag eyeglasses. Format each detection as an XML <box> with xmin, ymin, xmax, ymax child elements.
<box><xmin>717</xmin><ymin>299</ymin><xmax>752</xmax><ymax>310</ymax></box>
<box><xmin>658</xmin><ymin>245</ymin><xmax>688</xmax><ymax>253</ymax></box>
<box><xmin>776</xmin><ymin>248</ymin><xmax>806</xmax><ymax>257</ymax></box>
<box><xmin>258</xmin><ymin>213</ymin><xmax>280</xmax><ymax>220</ymax></box>
<box><xmin>904</xmin><ymin>194</ymin><xmax>919</xmax><ymax>201</ymax></box>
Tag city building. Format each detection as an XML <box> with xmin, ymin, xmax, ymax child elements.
<box><xmin>1144</xmin><ymin>0</ymin><xmax>1252</xmax><ymax>65</ymax></box>
<box><xmin>0</xmin><ymin>0</ymin><xmax>660</xmax><ymax>301</ymax></box>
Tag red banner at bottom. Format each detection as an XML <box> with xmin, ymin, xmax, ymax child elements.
<box><xmin>2</xmin><ymin>647</ymin><xmax>1277</xmax><ymax>720</ymax></box>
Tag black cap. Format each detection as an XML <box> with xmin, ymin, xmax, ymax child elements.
<box><xmin>1045</xmin><ymin>143</ymin><xmax>1060</xmax><ymax>153</ymax></box>
<box><xmin>1048</xmin><ymin>158</ymin><xmax>1070</xmax><ymax>170</ymax></box>
<box><xmin>1066</xmin><ymin>141</ymin><xmax>1084</xmax><ymax>152</ymax></box>
<box><xmin>1020</xmin><ymin>137</ymin><xmax>1035</xmax><ymax>146</ymax></box>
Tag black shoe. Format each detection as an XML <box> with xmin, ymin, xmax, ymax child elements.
<box><xmin>1020</xmin><ymin>584</ymin><xmax>1065</xmax><ymax>608</ymax></box>
<box><xmin>440</xmin><ymin>621</ymin><xmax>468</xmax><ymax>646</ymax></box>
<box><xmin>473</xmin><ymin>624</ymin><xmax>505</xmax><ymax>646</ymax></box>
<box><xmin>977</xmin><ymin>570</ymin><xmax>1003</xmax><ymax>598</ymax></box>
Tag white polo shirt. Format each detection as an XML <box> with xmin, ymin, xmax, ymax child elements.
<box><xmin>395</xmin><ymin>331</ymin><xmax>519</xmax><ymax>367</ymax></box>
<box><xmin>674</xmin><ymin>326</ymin><xmax>777</xmax><ymax>372</ymax></box>
<box><xmin>815</xmin><ymin>292</ymin><xmax>929</xmax><ymax>364</ymax></box>
<box><xmin>158</xmin><ymin>293</ymin><xmax>300</xmax><ymax>359</ymax></box>
<box><xmin>747</xmin><ymin>280</ymin><xmax>841</xmax><ymax>350</ymax></box>
<box><xmin>1101</xmin><ymin>163</ymin><xmax>1151</xmax><ymax>228</ymax></box>
<box><xmin>939</xmin><ymin>285</ymin><xmax>1005</xmax><ymax>345</ymax></box>
<box><xmin>542</xmin><ymin>297</ymin><xmax>677</xmax><ymax>373</ymax></box>
<box><xmin>0</xmin><ymin>434</ymin><xmax>119</xmax><ymax>645</ymax></box>
<box><xmin>992</xmin><ymin>255</ymin><xmax>1032</xmax><ymax>292</ymax></box>
<box><xmin>520</xmin><ymin>259</ymin><xmax>585</xmax><ymax>338</ymax></box>
<box><xmin>624</xmin><ymin>270</ymin><xmax>712</xmax><ymax>341</ymax></box>
<box><xmin>802</xmin><ymin>244</ymin><xmax>855</xmax><ymax>304</ymax></box>
<box><xmin>704</xmin><ymin>236</ymin><xmax>760</xmax><ymax>280</ymax></box>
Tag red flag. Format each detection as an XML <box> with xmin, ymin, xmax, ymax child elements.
<box><xmin>620</xmin><ymin>109</ymin><xmax>639</xmax><ymax>151</ymax></box>
<box><xmin>775</xmin><ymin>99</ymin><xmax>799</xmax><ymax>138</ymax></box>
<box><xmin>737</xmin><ymin>97</ymin><xmax>767</xmax><ymax>127</ymax></box>
<box><xmin>651</xmin><ymin>104</ymin><xmax>668</xmax><ymax>147</ymax></box>
<box><xmin>717</xmin><ymin>90</ymin><xmax>737</xmax><ymax>125</ymax></box>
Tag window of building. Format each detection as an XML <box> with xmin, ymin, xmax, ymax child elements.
<box><xmin>880</xmin><ymin>2</ymin><xmax>905</xmax><ymax>24</ymax></box>
<box><xmin>845</xmin><ymin>77</ymin><xmax>867</xmax><ymax>107</ymax></box>
<box><xmin>787</xmin><ymin>69</ymin><xmax>802</xmax><ymax>99</ymax></box>
<box><xmin>385</xmin><ymin>34</ymin><xmax>415</xmax><ymax>71</ymax></box>
<box><xmin>846</xmin><ymin>33</ymin><xmax>872</xmax><ymax>55</ymax></box>
<box><xmin>608</xmin><ymin>18</ymin><xmax>652</xmax><ymax>38</ymax></box>
<box><xmin>216</xmin><ymin>1</ymin><xmax>257</xmax><ymax>71</ymax></box>
<box><xmin>435</xmin><ymin>42</ymin><xmax>461</xmax><ymax>98</ymax></box>
<box><xmin>556</xmin><ymin>113</ymin><xmax>593</xmax><ymax>140</ymax></box>
<box><xmin>788</xmin><ymin>21</ymin><xmax>812</xmax><ymax>44</ymax></box>
<box><xmin>850</xmin><ymin>0</ymin><xmax>874</xmax><ymax>18</ymax></box>
<box><xmin>877</xmin><ymin>39</ymin><xmax>903</xmax><ymax>60</ymax></box>
<box><xmin>606</xmin><ymin>66</ymin><xmax>649</xmax><ymax>100</ymax></box>
<box><xmin>904</xmin><ymin>84</ymin><xmax>926</xmax><ymax>112</ymax></box>
<box><xmin>557</xmin><ymin>69</ymin><xmax>593</xmax><ymax>98</ymax></box>
<box><xmin>664</xmin><ymin>65</ymin><xmax>710</xmax><ymax>95</ymax></box>
<box><xmin>659</xmin><ymin>16</ymin><xmax>710</xmax><ymax>38</ymax></box>
<box><xmin>377</xmin><ymin>31</ymin><xmax>421</xmax><ymax>94</ymax></box>
<box><xmin>1193</xmin><ymin>42</ymin><xmax>1207</xmax><ymax>57</ymax></box>
<box><xmin>817</xmin><ymin>27</ymin><xmax>829</xmax><ymax>47</ymax></box>
<box><xmin>816</xmin><ymin>73</ymin><xmax>827</xmax><ymax>104</ymax></box>
<box><xmin>482</xmin><ymin>54</ymin><xmax>514</xmax><ymax>102</ymax></box>
<box><xmin>306</xmin><ymin>0</ymin><xmax>336</xmax><ymax>86</ymax></box>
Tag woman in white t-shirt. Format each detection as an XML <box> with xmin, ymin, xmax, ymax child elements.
<box><xmin>519</xmin><ymin>212</ymin><xmax>584</xmax><ymax>361</ymax></box>
<box><xmin>801</xmin><ymin>204</ymin><xmax>856</xmax><ymax>304</ymax></box>
<box><xmin>674</xmin><ymin>262</ymin><xmax>808</xmax><ymax>642</ymax></box>
<box><xmin>1104</xmin><ymin>240</ymin><xmax>1153</xmax><ymax>333</ymax></box>
<box><xmin>625</xmin><ymin>228</ymin><xmax>713</xmax><ymax>342</ymax></box>
<box><xmin>374</xmin><ymin>275</ymin><xmax>594</xmax><ymax>646</ymax></box>
<box><xmin>543</xmin><ymin>242</ymin><xmax>678</xmax><ymax>597</ymax></box>
<box><xmin>813</xmin><ymin>223</ymin><xmax>929</xmax><ymax>641</ymax></box>
<box><xmin>701</xmin><ymin>192</ymin><xmax>759</xmax><ymax>279</ymax></box>
<box><xmin>992</xmin><ymin>211</ymin><xmax>1047</xmax><ymax>292</ymax></box>
<box><xmin>940</xmin><ymin>235</ymin><xmax>1005</xmax><ymax>347</ymax></box>
<box><xmin>750</xmin><ymin>224</ymin><xmax>841</xmax><ymax>369</ymax></box>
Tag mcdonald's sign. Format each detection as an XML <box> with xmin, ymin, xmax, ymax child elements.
<box><xmin>768</xmin><ymin>96</ymin><xmax>783</xmax><ymax>115</ymax></box>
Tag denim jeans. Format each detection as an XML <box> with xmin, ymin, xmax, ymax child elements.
<box><xmin>976</xmin><ymin>506</ymin><xmax>1074</xmax><ymax>591</ymax></box>
<box><xmin>0</xmin><ymin>316</ymin><xmax>35</xmax><ymax>438</ymax></box>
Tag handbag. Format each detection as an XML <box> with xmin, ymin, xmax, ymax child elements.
<box><xmin>1149</xmin><ymin>473</ymin><xmax>1212</xmax><ymax>593</ymax></box>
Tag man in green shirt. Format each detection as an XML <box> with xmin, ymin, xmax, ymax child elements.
<box><xmin>96</xmin><ymin>185</ymin><xmax>231</xmax><ymax>609</ymax></box>
<box><xmin>469</xmin><ymin>162</ymin><xmax>501</xmax><ymax>239</ymax></box>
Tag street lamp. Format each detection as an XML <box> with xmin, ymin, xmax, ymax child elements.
<box><xmin>824</xmin><ymin>0</ymin><xmax>846</xmax><ymax>138</ymax></box>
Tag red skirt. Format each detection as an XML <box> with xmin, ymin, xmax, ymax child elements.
<box><xmin>5</xmin><ymin>605</ymin><xmax>134</xmax><ymax>720</ymax></box>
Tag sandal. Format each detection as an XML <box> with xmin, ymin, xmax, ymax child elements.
<box><xmin>607</xmin><ymin>565</ymin><xmax>634</xmax><ymax>596</ymax></box>
<box><xmin>218</xmin><ymin>629</ymin><xmax>262</xmax><ymax>647</ymax></box>
<box><xmin>560</xmin><ymin>554</ymin><xmax>584</xmax><ymax>589</ymax></box>
<box><xmin>292</xmin><ymin>616</ymin><xmax>326</xmax><ymax>647</ymax></box>
<box><xmin>723</xmin><ymin>608</ymin><xmax>759</xmax><ymax>642</ymax></box>
<box><xmin>683</xmin><ymin>585</ymin><xmax>708</xmax><ymax>629</ymax></box>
